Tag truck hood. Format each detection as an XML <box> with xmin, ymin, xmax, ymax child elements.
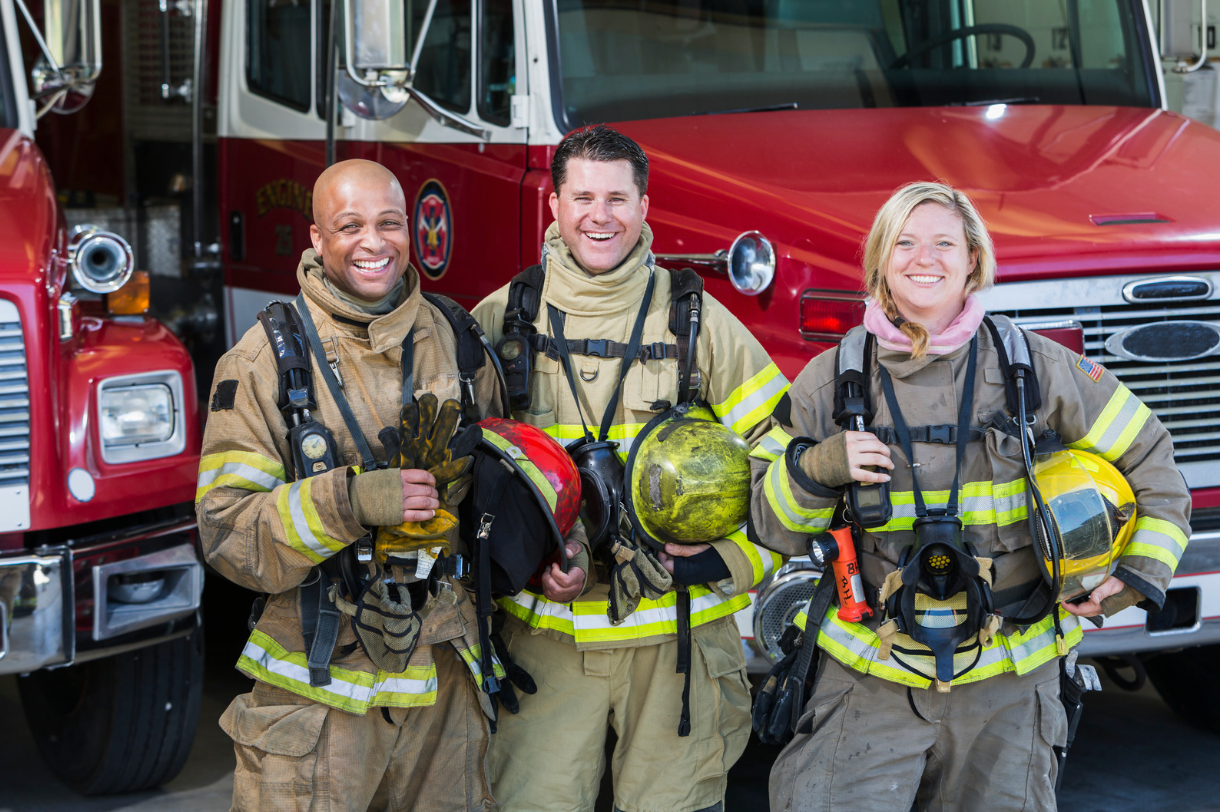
<box><xmin>0</xmin><ymin>129</ymin><xmax>58</xmax><ymax>285</ymax></box>
<box><xmin>615</xmin><ymin>106</ymin><xmax>1220</xmax><ymax>282</ymax></box>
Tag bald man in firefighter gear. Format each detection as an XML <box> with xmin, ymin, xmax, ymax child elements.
<box><xmin>197</xmin><ymin>160</ymin><xmax>502</xmax><ymax>811</ymax></box>
<box><xmin>473</xmin><ymin>125</ymin><xmax>790</xmax><ymax>812</ymax></box>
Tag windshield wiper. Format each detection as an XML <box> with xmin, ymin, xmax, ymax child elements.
<box><xmin>952</xmin><ymin>97</ymin><xmax>1041</xmax><ymax>106</ymax></box>
<box><xmin>694</xmin><ymin>102</ymin><xmax>798</xmax><ymax>116</ymax></box>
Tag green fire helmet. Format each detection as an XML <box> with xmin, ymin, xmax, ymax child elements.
<box><xmin>624</xmin><ymin>403</ymin><xmax>752</xmax><ymax>550</ymax></box>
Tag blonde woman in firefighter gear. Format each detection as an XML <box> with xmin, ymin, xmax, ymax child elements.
<box><xmin>751</xmin><ymin>181</ymin><xmax>1191</xmax><ymax>811</ymax></box>
<box><xmin>196</xmin><ymin>160</ymin><xmax>507</xmax><ymax>811</ymax></box>
<box><xmin>472</xmin><ymin>126</ymin><xmax>789</xmax><ymax>812</ymax></box>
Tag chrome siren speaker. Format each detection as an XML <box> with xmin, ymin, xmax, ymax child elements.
<box><xmin>752</xmin><ymin>561</ymin><xmax>821</xmax><ymax>662</ymax></box>
<box><xmin>69</xmin><ymin>226</ymin><xmax>134</xmax><ymax>294</ymax></box>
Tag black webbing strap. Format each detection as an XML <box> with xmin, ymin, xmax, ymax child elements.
<box><xmin>866</xmin><ymin>425</ymin><xmax>984</xmax><ymax>446</ymax></box>
<box><xmin>676</xmin><ymin>587</ymin><xmax>693</xmax><ymax>737</ymax></box>
<box><xmin>532</xmin><ymin>334</ymin><xmax>679</xmax><ymax>362</ymax></box>
<box><xmin>300</xmin><ymin>567</ymin><xmax>343</xmax><ymax>687</ymax></box>
<box><xmin>547</xmin><ymin>271</ymin><xmax>657</xmax><ymax>443</ymax></box>
<box><xmin>401</xmin><ymin>328</ymin><xmax>415</xmax><ymax>408</ymax></box>
<box><xmin>294</xmin><ymin>294</ymin><xmax>378</xmax><ymax>471</ymax></box>
<box><xmin>877</xmin><ymin>337</ymin><xmax>979</xmax><ymax>519</ymax></box>
<box><xmin>475</xmin><ymin>460</ymin><xmax>512</xmax><ymax>697</ymax></box>
<box><xmin>790</xmin><ymin>572</ymin><xmax>837</xmax><ymax>735</ymax></box>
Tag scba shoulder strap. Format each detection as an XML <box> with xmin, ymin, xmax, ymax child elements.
<box><xmin>421</xmin><ymin>291</ymin><xmax>511</xmax><ymax>422</ymax></box>
<box><xmin>831</xmin><ymin>316</ymin><xmax>1041</xmax><ymax>436</ymax></box>
<box><xmin>498</xmin><ymin>265</ymin><xmax>705</xmax><ymax>410</ymax></box>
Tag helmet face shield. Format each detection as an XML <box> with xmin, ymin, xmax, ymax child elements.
<box><xmin>1033</xmin><ymin>449</ymin><xmax>1136</xmax><ymax>600</ymax></box>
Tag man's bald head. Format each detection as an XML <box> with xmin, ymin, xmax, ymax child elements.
<box><xmin>312</xmin><ymin>159</ymin><xmax>405</xmax><ymax>225</ymax></box>
<box><xmin>309</xmin><ymin>160</ymin><xmax>412</xmax><ymax>302</ymax></box>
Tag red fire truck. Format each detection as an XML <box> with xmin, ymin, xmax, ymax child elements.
<box><xmin>7</xmin><ymin>0</ymin><xmax>1220</xmax><ymax>793</ymax></box>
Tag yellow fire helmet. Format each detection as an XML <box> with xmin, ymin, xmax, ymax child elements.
<box><xmin>1032</xmin><ymin>447</ymin><xmax>1136</xmax><ymax>601</ymax></box>
<box><xmin>624</xmin><ymin>403</ymin><xmax>752</xmax><ymax>549</ymax></box>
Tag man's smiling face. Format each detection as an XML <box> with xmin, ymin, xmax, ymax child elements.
<box><xmin>549</xmin><ymin>158</ymin><xmax>649</xmax><ymax>275</ymax></box>
<box><xmin>310</xmin><ymin>161</ymin><xmax>410</xmax><ymax>301</ymax></box>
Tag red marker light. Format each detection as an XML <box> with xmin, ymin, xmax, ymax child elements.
<box><xmin>799</xmin><ymin>292</ymin><xmax>865</xmax><ymax>340</ymax></box>
<box><xmin>1030</xmin><ymin>323</ymin><xmax>1085</xmax><ymax>354</ymax></box>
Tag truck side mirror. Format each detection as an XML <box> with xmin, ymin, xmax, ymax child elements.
<box><xmin>337</xmin><ymin>0</ymin><xmax>488</xmax><ymax>137</ymax></box>
<box><xmin>1161</xmin><ymin>0</ymin><xmax>1209</xmax><ymax>73</ymax></box>
<box><xmin>20</xmin><ymin>0</ymin><xmax>103</xmax><ymax>115</ymax></box>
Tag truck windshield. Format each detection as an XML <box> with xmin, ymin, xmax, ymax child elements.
<box><xmin>553</xmin><ymin>0</ymin><xmax>1154</xmax><ymax>126</ymax></box>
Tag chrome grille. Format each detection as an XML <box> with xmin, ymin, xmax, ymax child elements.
<box><xmin>978</xmin><ymin>271</ymin><xmax>1220</xmax><ymax>489</ymax></box>
<box><xmin>0</xmin><ymin>311</ymin><xmax>29</xmax><ymax>489</ymax></box>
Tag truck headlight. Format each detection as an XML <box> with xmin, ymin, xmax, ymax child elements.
<box><xmin>97</xmin><ymin>372</ymin><xmax>187</xmax><ymax>463</ymax></box>
<box><xmin>100</xmin><ymin>385</ymin><xmax>174</xmax><ymax>445</ymax></box>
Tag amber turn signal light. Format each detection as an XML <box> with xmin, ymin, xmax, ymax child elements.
<box><xmin>105</xmin><ymin>271</ymin><xmax>150</xmax><ymax>315</ymax></box>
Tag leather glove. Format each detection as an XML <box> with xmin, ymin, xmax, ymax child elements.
<box><xmin>374</xmin><ymin>395</ymin><xmax>480</xmax><ymax>563</ymax></box>
<box><xmin>606</xmin><ymin>535</ymin><xmax>673</xmax><ymax>625</ymax></box>
<box><xmin>489</xmin><ymin>631</ymin><xmax>537</xmax><ymax>715</ymax></box>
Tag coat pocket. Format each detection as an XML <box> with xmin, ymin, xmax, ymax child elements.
<box><xmin>692</xmin><ymin>619</ymin><xmax>753</xmax><ymax>782</ymax></box>
<box><xmin>221</xmin><ymin>689</ymin><xmax>329</xmax><ymax>811</ymax></box>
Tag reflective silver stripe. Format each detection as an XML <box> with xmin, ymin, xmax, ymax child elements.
<box><xmin>719</xmin><ymin>373</ymin><xmax>789</xmax><ymax>431</ymax></box>
<box><xmin>287</xmin><ymin>481</ymin><xmax>333</xmax><ymax>559</ymax></box>
<box><xmin>240</xmin><ymin>639</ymin><xmax>439</xmax><ymax>702</ymax></box>
<box><xmin>197</xmin><ymin>461</ymin><xmax>284</xmax><ymax>491</ymax></box>
<box><xmin>1005</xmin><ymin>615</ymin><xmax>1079</xmax><ymax>665</ymax></box>
<box><xmin>767</xmin><ymin>457</ymin><xmax>832</xmax><ymax>531</ymax></box>
<box><xmin>1091</xmin><ymin>392</ymin><xmax>1146</xmax><ymax>459</ymax></box>
<box><xmin>755</xmin><ymin>434</ymin><xmax>785</xmax><ymax>460</ymax></box>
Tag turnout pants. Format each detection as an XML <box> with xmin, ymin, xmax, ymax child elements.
<box><xmin>769</xmin><ymin>656</ymin><xmax>1067</xmax><ymax>812</ymax></box>
<box><xmin>221</xmin><ymin>643</ymin><xmax>493</xmax><ymax>812</ymax></box>
<box><xmin>488</xmin><ymin>615</ymin><xmax>751</xmax><ymax>812</ymax></box>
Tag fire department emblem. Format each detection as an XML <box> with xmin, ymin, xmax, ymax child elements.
<box><xmin>413</xmin><ymin>179</ymin><xmax>452</xmax><ymax>279</ymax></box>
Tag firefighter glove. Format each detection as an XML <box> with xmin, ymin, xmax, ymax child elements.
<box><xmin>606</xmin><ymin>535</ymin><xmax>672</xmax><ymax>625</ymax></box>
<box><xmin>331</xmin><ymin>578</ymin><xmax>426</xmax><ymax>674</ymax></box>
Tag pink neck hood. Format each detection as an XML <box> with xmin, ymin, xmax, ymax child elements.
<box><xmin>863</xmin><ymin>295</ymin><xmax>985</xmax><ymax>356</ymax></box>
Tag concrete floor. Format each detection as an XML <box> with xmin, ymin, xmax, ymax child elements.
<box><xmin>2</xmin><ymin>575</ymin><xmax>1219</xmax><ymax>811</ymax></box>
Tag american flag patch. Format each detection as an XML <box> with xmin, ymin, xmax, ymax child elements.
<box><xmin>1077</xmin><ymin>356</ymin><xmax>1104</xmax><ymax>382</ymax></box>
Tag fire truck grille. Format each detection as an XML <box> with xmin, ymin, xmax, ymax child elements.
<box><xmin>989</xmin><ymin>288</ymin><xmax>1220</xmax><ymax>488</ymax></box>
<box><xmin>0</xmin><ymin>313</ymin><xmax>29</xmax><ymax>489</ymax></box>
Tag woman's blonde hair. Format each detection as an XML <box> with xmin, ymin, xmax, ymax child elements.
<box><xmin>862</xmin><ymin>181</ymin><xmax>996</xmax><ymax>357</ymax></box>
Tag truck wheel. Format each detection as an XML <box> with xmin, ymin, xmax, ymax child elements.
<box><xmin>17</xmin><ymin>627</ymin><xmax>205</xmax><ymax>795</ymax></box>
<box><xmin>1144</xmin><ymin>644</ymin><xmax>1220</xmax><ymax>735</ymax></box>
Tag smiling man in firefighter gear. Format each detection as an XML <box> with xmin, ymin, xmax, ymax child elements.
<box><xmin>473</xmin><ymin>125</ymin><xmax>789</xmax><ymax>812</ymax></box>
<box><xmin>196</xmin><ymin>159</ymin><xmax>503</xmax><ymax>812</ymax></box>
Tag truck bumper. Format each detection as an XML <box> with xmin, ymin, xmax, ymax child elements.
<box><xmin>0</xmin><ymin>519</ymin><xmax>204</xmax><ymax>675</ymax></box>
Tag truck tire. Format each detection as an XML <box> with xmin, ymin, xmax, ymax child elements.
<box><xmin>1145</xmin><ymin>644</ymin><xmax>1220</xmax><ymax>735</ymax></box>
<box><xmin>17</xmin><ymin>626</ymin><xmax>205</xmax><ymax>795</ymax></box>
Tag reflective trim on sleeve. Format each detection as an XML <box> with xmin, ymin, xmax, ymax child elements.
<box><xmin>276</xmin><ymin>478</ymin><xmax>347</xmax><ymax>563</ymax></box>
<box><xmin>1122</xmin><ymin>516</ymin><xmax>1189</xmax><ymax>572</ymax></box>
<box><xmin>237</xmin><ymin>630</ymin><xmax>439</xmax><ymax>713</ymax></box>
<box><xmin>712</xmin><ymin>363</ymin><xmax>790</xmax><ymax>436</ymax></box>
<box><xmin>727</xmin><ymin>524</ymin><xmax>784</xmax><ymax>587</ymax></box>
<box><xmin>499</xmin><ymin>586</ymin><xmax>750</xmax><ymax>644</ymax></box>
<box><xmin>196</xmin><ymin>451</ymin><xmax>287</xmax><ymax>503</ymax></box>
<box><xmin>749</xmin><ymin>425</ymin><xmax>794</xmax><ymax>463</ymax></box>
<box><xmin>762</xmin><ymin>456</ymin><xmax>835</xmax><ymax>534</ymax></box>
<box><xmin>1067</xmin><ymin>386</ymin><xmax>1151</xmax><ymax>463</ymax></box>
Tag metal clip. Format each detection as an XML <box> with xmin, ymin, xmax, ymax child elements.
<box><xmin>329</xmin><ymin>359</ymin><xmax>344</xmax><ymax>389</ymax></box>
<box><xmin>355</xmin><ymin>537</ymin><xmax>373</xmax><ymax>563</ymax></box>
<box><xmin>478</xmin><ymin>513</ymin><xmax>495</xmax><ymax>539</ymax></box>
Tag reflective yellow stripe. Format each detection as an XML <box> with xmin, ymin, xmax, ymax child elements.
<box><xmin>481</xmin><ymin>428</ymin><xmax>559</xmax><ymax>512</ymax></box>
<box><xmin>874</xmin><ymin>479</ymin><xmax>1028</xmax><ymax>532</ymax></box>
<box><xmin>453</xmin><ymin>642</ymin><xmax>506</xmax><ymax>688</ymax></box>
<box><xmin>763</xmin><ymin>456</ymin><xmax>835</xmax><ymax>533</ymax></box>
<box><xmin>727</xmin><ymin>525</ymin><xmax>783</xmax><ymax>587</ymax></box>
<box><xmin>538</xmin><ymin>422</ymin><xmax>648</xmax><ymax>461</ymax></box>
<box><xmin>196</xmin><ymin>450</ymin><xmax>286</xmax><ymax>503</ymax></box>
<box><xmin>237</xmin><ymin>629</ymin><xmax>438</xmax><ymax>712</ymax></box>
<box><xmin>275</xmin><ymin>478</ymin><xmax>345</xmax><ymax>563</ymax></box>
<box><xmin>793</xmin><ymin>592</ymin><xmax>1082</xmax><ymax>688</ymax></box>
<box><xmin>1123</xmin><ymin>516</ymin><xmax>1189</xmax><ymax>571</ymax></box>
<box><xmin>499</xmin><ymin>587</ymin><xmax>749</xmax><ymax>643</ymax></box>
<box><xmin>1068</xmin><ymin>386</ymin><xmax>1151</xmax><ymax>462</ymax></box>
<box><xmin>712</xmin><ymin>363</ymin><xmax>790</xmax><ymax>435</ymax></box>
<box><xmin>749</xmin><ymin>425</ymin><xmax>794</xmax><ymax>463</ymax></box>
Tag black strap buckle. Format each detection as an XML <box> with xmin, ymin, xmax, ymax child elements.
<box><xmin>585</xmin><ymin>339</ymin><xmax>609</xmax><ymax>357</ymax></box>
<box><xmin>927</xmin><ymin>425</ymin><xmax>954</xmax><ymax>444</ymax></box>
<box><xmin>648</xmin><ymin>342</ymin><xmax>666</xmax><ymax>360</ymax></box>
